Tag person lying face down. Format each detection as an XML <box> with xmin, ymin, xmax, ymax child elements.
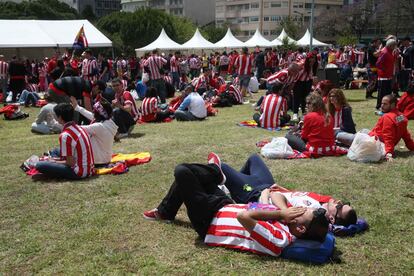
<box><xmin>218</xmin><ymin>153</ymin><xmax>357</xmax><ymax>227</ymax></box>
<box><xmin>143</xmin><ymin>158</ymin><xmax>329</xmax><ymax>257</ymax></box>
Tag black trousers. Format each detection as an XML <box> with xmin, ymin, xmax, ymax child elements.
<box><xmin>157</xmin><ymin>163</ymin><xmax>233</xmax><ymax>238</ymax></box>
<box><xmin>376</xmin><ymin>79</ymin><xmax>392</xmax><ymax>109</ymax></box>
<box><xmin>112</xmin><ymin>108</ymin><xmax>135</xmax><ymax>134</ymax></box>
<box><xmin>293</xmin><ymin>80</ymin><xmax>312</xmax><ymax>114</ymax></box>
<box><xmin>285</xmin><ymin>133</ymin><xmax>307</xmax><ymax>152</ymax></box>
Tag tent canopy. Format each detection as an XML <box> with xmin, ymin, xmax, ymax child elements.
<box><xmin>137</xmin><ymin>28</ymin><xmax>182</xmax><ymax>52</ymax></box>
<box><xmin>0</xmin><ymin>19</ymin><xmax>112</xmax><ymax>48</ymax></box>
<box><xmin>273</xmin><ymin>29</ymin><xmax>296</xmax><ymax>45</ymax></box>
<box><xmin>296</xmin><ymin>29</ymin><xmax>329</xmax><ymax>47</ymax></box>
<box><xmin>180</xmin><ymin>28</ymin><xmax>216</xmax><ymax>50</ymax></box>
<box><xmin>244</xmin><ymin>29</ymin><xmax>273</xmax><ymax>48</ymax></box>
<box><xmin>214</xmin><ymin>28</ymin><xmax>245</xmax><ymax>49</ymax></box>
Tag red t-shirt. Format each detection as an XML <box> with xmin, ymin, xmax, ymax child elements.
<box><xmin>397</xmin><ymin>92</ymin><xmax>414</xmax><ymax>120</ymax></box>
<box><xmin>301</xmin><ymin>111</ymin><xmax>335</xmax><ymax>149</ymax></box>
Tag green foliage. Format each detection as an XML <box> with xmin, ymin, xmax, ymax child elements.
<box><xmin>278</xmin><ymin>17</ymin><xmax>300</xmax><ymax>40</ymax></box>
<box><xmin>337</xmin><ymin>34</ymin><xmax>358</xmax><ymax>46</ymax></box>
<box><xmin>81</xmin><ymin>5</ymin><xmax>96</xmax><ymax>23</ymax></box>
<box><xmin>201</xmin><ymin>24</ymin><xmax>227</xmax><ymax>43</ymax></box>
<box><xmin>278</xmin><ymin>37</ymin><xmax>298</xmax><ymax>51</ymax></box>
<box><xmin>0</xmin><ymin>0</ymin><xmax>79</xmax><ymax>20</ymax></box>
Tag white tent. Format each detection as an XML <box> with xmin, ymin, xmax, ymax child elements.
<box><xmin>137</xmin><ymin>28</ymin><xmax>182</xmax><ymax>52</ymax></box>
<box><xmin>214</xmin><ymin>28</ymin><xmax>245</xmax><ymax>49</ymax></box>
<box><xmin>0</xmin><ymin>19</ymin><xmax>112</xmax><ymax>48</ymax></box>
<box><xmin>296</xmin><ymin>29</ymin><xmax>329</xmax><ymax>47</ymax></box>
<box><xmin>244</xmin><ymin>29</ymin><xmax>273</xmax><ymax>48</ymax></box>
<box><xmin>179</xmin><ymin>28</ymin><xmax>216</xmax><ymax>50</ymax></box>
<box><xmin>272</xmin><ymin>29</ymin><xmax>296</xmax><ymax>45</ymax></box>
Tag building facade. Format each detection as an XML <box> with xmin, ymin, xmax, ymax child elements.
<box><xmin>215</xmin><ymin>0</ymin><xmax>343</xmax><ymax>41</ymax></box>
<box><xmin>121</xmin><ymin>0</ymin><xmax>215</xmax><ymax>26</ymax></box>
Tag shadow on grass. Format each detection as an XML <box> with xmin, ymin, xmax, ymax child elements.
<box><xmin>395</xmin><ymin>150</ymin><xmax>414</xmax><ymax>159</ymax></box>
<box><xmin>347</xmin><ymin>99</ymin><xmax>369</xmax><ymax>103</ymax></box>
<box><xmin>128</xmin><ymin>133</ymin><xmax>146</xmax><ymax>139</ymax></box>
<box><xmin>32</xmin><ymin>174</ymin><xmax>99</xmax><ymax>183</ymax></box>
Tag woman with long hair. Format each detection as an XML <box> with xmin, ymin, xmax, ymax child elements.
<box><xmin>292</xmin><ymin>52</ymin><xmax>319</xmax><ymax>121</ymax></box>
<box><xmin>286</xmin><ymin>93</ymin><xmax>336</xmax><ymax>157</ymax></box>
<box><xmin>327</xmin><ymin>89</ymin><xmax>356</xmax><ymax>146</ymax></box>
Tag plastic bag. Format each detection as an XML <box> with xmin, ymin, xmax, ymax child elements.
<box><xmin>142</xmin><ymin>72</ymin><xmax>149</xmax><ymax>83</ymax></box>
<box><xmin>261</xmin><ymin>137</ymin><xmax>294</xmax><ymax>159</ymax></box>
<box><xmin>347</xmin><ymin>132</ymin><xmax>385</xmax><ymax>162</ymax></box>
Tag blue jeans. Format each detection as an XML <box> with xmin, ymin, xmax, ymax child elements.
<box><xmin>222</xmin><ymin>154</ymin><xmax>275</xmax><ymax>203</ymax></box>
<box><xmin>19</xmin><ymin>90</ymin><xmax>40</xmax><ymax>106</ymax></box>
<box><xmin>171</xmin><ymin>71</ymin><xmax>180</xmax><ymax>90</ymax></box>
<box><xmin>35</xmin><ymin>161</ymin><xmax>80</xmax><ymax>180</ymax></box>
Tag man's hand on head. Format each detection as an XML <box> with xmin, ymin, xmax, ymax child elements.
<box><xmin>279</xmin><ymin>207</ymin><xmax>306</xmax><ymax>224</ymax></box>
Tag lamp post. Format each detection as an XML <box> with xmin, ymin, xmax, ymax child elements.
<box><xmin>309</xmin><ymin>0</ymin><xmax>315</xmax><ymax>50</ymax></box>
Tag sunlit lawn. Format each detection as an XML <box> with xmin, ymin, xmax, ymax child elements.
<box><xmin>0</xmin><ymin>89</ymin><xmax>413</xmax><ymax>274</ymax></box>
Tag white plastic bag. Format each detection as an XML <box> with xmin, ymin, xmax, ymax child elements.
<box><xmin>347</xmin><ymin>132</ymin><xmax>385</xmax><ymax>162</ymax></box>
<box><xmin>142</xmin><ymin>72</ymin><xmax>149</xmax><ymax>83</ymax></box>
<box><xmin>261</xmin><ymin>137</ymin><xmax>294</xmax><ymax>159</ymax></box>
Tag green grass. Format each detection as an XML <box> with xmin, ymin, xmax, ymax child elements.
<box><xmin>0</xmin><ymin>90</ymin><xmax>413</xmax><ymax>274</ymax></box>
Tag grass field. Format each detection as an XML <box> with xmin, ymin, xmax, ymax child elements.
<box><xmin>0</xmin><ymin>89</ymin><xmax>413</xmax><ymax>274</ymax></box>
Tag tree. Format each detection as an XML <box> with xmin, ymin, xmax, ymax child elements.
<box><xmin>277</xmin><ymin>16</ymin><xmax>300</xmax><ymax>40</ymax></box>
<box><xmin>201</xmin><ymin>24</ymin><xmax>227</xmax><ymax>43</ymax></box>
<box><xmin>81</xmin><ymin>5</ymin><xmax>96</xmax><ymax>22</ymax></box>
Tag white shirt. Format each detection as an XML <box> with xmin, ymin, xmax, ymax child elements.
<box><xmin>188</xmin><ymin>92</ymin><xmax>207</xmax><ymax>119</ymax></box>
<box><xmin>75</xmin><ymin>105</ymin><xmax>118</xmax><ymax>164</ymax></box>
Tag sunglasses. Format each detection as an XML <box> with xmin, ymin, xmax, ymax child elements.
<box><xmin>334</xmin><ymin>201</ymin><xmax>350</xmax><ymax>224</ymax></box>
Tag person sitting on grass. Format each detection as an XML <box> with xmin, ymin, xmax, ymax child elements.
<box><xmin>327</xmin><ymin>88</ymin><xmax>356</xmax><ymax>146</ymax></box>
<box><xmin>143</xmin><ymin>153</ymin><xmax>329</xmax><ymax>257</ymax></box>
<box><xmin>139</xmin><ymin>87</ymin><xmax>172</xmax><ymax>123</ymax></box>
<box><xmin>215</xmin><ymin>153</ymin><xmax>357</xmax><ymax>228</ymax></box>
<box><xmin>31</xmin><ymin>96</ymin><xmax>62</xmax><ymax>135</ymax></box>
<box><xmin>174</xmin><ymin>85</ymin><xmax>207</xmax><ymax>121</ymax></box>
<box><xmin>285</xmin><ymin>93</ymin><xmax>337</xmax><ymax>157</ymax></box>
<box><xmin>253</xmin><ymin>83</ymin><xmax>290</xmax><ymax>129</ymax></box>
<box><xmin>18</xmin><ymin>78</ymin><xmax>40</xmax><ymax>107</ymax></box>
<box><xmin>314</xmin><ymin>80</ymin><xmax>335</xmax><ymax>104</ymax></box>
<box><xmin>397</xmin><ymin>84</ymin><xmax>414</xmax><ymax>120</ymax></box>
<box><xmin>70</xmin><ymin>96</ymin><xmax>118</xmax><ymax>166</ymax></box>
<box><xmin>111</xmin><ymin>78</ymin><xmax>139</xmax><ymax>139</ymax></box>
<box><xmin>34</xmin><ymin>103</ymin><xmax>95</xmax><ymax>180</ymax></box>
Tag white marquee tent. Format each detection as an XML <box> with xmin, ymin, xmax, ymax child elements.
<box><xmin>137</xmin><ymin>28</ymin><xmax>182</xmax><ymax>52</ymax></box>
<box><xmin>296</xmin><ymin>29</ymin><xmax>329</xmax><ymax>47</ymax></box>
<box><xmin>273</xmin><ymin>29</ymin><xmax>296</xmax><ymax>45</ymax></box>
<box><xmin>244</xmin><ymin>29</ymin><xmax>273</xmax><ymax>48</ymax></box>
<box><xmin>213</xmin><ymin>28</ymin><xmax>245</xmax><ymax>49</ymax></box>
<box><xmin>179</xmin><ymin>28</ymin><xmax>216</xmax><ymax>50</ymax></box>
<box><xmin>0</xmin><ymin>19</ymin><xmax>112</xmax><ymax>48</ymax></box>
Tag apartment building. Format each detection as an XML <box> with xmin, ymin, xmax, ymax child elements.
<box><xmin>121</xmin><ymin>0</ymin><xmax>215</xmax><ymax>26</ymax></box>
<box><xmin>215</xmin><ymin>0</ymin><xmax>343</xmax><ymax>41</ymax></box>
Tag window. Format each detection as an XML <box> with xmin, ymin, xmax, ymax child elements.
<box><xmin>293</xmin><ymin>1</ymin><xmax>303</xmax><ymax>8</ymax></box>
<box><xmin>264</xmin><ymin>16</ymin><xmax>269</xmax><ymax>21</ymax></box>
<box><xmin>305</xmin><ymin>3</ymin><xmax>312</xmax><ymax>9</ymax></box>
<box><xmin>250</xmin><ymin>16</ymin><xmax>259</xmax><ymax>22</ymax></box>
<box><xmin>270</xmin><ymin>30</ymin><xmax>278</xmax><ymax>35</ymax></box>
<box><xmin>263</xmin><ymin>30</ymin><xmax>269</xmax><ymax>35</ymax></box>
<box><xmin>271</xmin><ymin>1</ymin><xmax>281</xmax><ymax>8</ymax></box>
<box><xmin>271</xmin><ymin>15</ymin><xmax>281</xmax><ymax>21</ymax></box>
<box><xmin>251</xmin><ymin>3</ymin><xmax>259</xmax><ymax>9</ymax></box>
<box><xmin>281</xmin><ymin>1</ymin><xmax>288</xmax><ymax>8</ymax></box>
<box><xmin>250</xmin><ymin>30</ymin><xmax>256</xmax><ymax>35</ymax></box>
<box><xmin>264</xmin><ymin>2</ymin><xmax>269</xmax><ymax>8</ymax></box>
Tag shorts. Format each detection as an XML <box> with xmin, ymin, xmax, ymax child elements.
<box><xmin>239</xmin><ymin>75</ymin><xmax>251</xmax><ymax>89</ymax></box>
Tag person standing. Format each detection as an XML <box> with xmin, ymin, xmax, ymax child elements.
<box><xmin>366</xmin><ymin>38</ymin><xmax>382</xmax><ymax>99</ymax></box>
<box><xmin>0</xmin><ymin>55</ymin><xmax>8</xmax><ymax>102</ymax></box>
<box><xmin>399</xmin><ymin>37</ymin><xmax>414</xmax><ymax>92</ymax></box>
<box><xmin>81</xmin><ymin>49</ymin><xmax>98</xmax><ymax>83</ymax></box>
<box><xmin>234</xmin><ymin>47</ymin><xmax>253</xmax><ymax>98</ymax></box>
<box><xmin>98</xmin><ymin>53</ymin><xmax>110</xmax><ymax>83</ymax></box>
<box><xmin>8</xmin><ymin>56</ymin><xmax>26</xmax><ymax>102</ymax></box>
<box><xmin>170</xmin><ymin>51</ymin><xmax>180</xmax><ymax>90</ymax></box>
<box><xmin>144</xmin><ymin>49</ymin><xmax>167</xmax><ymax>103</ymax></box>
<box><xmin>376</xmin><ymin>39</ymin><xmax>397</xmax><ymax>110</ymax></box>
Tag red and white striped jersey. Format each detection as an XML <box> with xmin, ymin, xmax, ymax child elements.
<box><xmin>59</xmin><ymin>122</ymin><xmax>95</xmax><ymax>178</ymax></box>
<box><xmin>164</xmin><ymin>75</ymin><xmax>173</xmax><ymax>85</ymax></box>
<box><xmin>192</xmin><ymin>75</ymin><xmax>210</xmax><ymax>91</ymax></box>
<box><xmin>234</xmin><ymin>54</ymin><xmax>253</xmax><ymax>76</ymax></box>
<box><xmin>117</xmin><ymin>91</ymin><xmax>139</xmax><ymax>121</ymax></box>
<box><xmin>82</xmin><ymin>58</ymin><xmax>98</xmax><ymax>82</ymax></box>
<box><xmin>204</xmin><ymin>204</ymin><xmax>294</xmax><ymax>257</ymax></box>
<box><xmin>121</xmin><ymin>79</ymin><xmax>128</xmax><ymax>90</ymax></box>
<box><xmin>143</xmin><ymin>55</ymin><xmax>167</xmax><ymax>80</ymax></box>
<box><xmin>140</xmin><ymin>97</ymin><xmax>158</xmax><ymax>122</ymax></box>
<box><xmin>297</xmin><ymin>67</ymin><xmax>314</xmax><ymax>82</ymax></box>
<box><xmin>267</xmin><ymin>69</ymin><xmax>297</xmax><ymax>86</ymax></box>
<box><xmin>333</xmin><ymin>109</ymin><xmax>342</xmax><ymax>129</ymax></box>
<box><xmin>0</xmin><ymin>61</ymin><xmax>8</xmax><ymax>79</ymax></box>
<box><xmin>228</xmin><ymin>85</ymin><xmax>243</xmax><ymax>104</ymax></box>
<box><xmin>260</xmin><ymin>94</ymin><xmax>286</xmax><ymax>129</ymax></box>
<box><xmin>25</xmin><ymin>83</ymin><xmax>39</xmax><ymax>93</ymax></box>
<box><xmin>170</xmin><ymin>55</ymin><xmax>179</xmax><ymax>73</ymax></box>
<box><xmin>189</xmin><ymin>57</ymin><xmax>200</xmax><ymax>69</ymax></box>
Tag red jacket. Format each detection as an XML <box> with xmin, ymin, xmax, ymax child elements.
<box><xmin>369</xmin><ymin>109</ymin><xmax>414</xmax><ymax>155</ymax></box>
<box><xmin>397</xmin><ymin>92</ymin><xmax>414</xmax><ymax>120</ymax></box>
<box><xmin>301</xmin><ymin>112</ymin><xmax>335</xmax><ymax>148</ymax></box>
<box><xmin>376</xmin><ymin>47</ymin><xmax>395</xmax><ymax>79</ymax></box>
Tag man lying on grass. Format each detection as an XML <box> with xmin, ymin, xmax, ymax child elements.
<box><xmin>143</xmin><ymin>156</ymin><xmax>329</xmax><ymax>257</ymax></box>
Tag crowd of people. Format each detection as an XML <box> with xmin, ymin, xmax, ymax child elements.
<box><xmin>1</xmin><ymin>34</ymin><xmax>414</xmax><ymax>261</ymax></box>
